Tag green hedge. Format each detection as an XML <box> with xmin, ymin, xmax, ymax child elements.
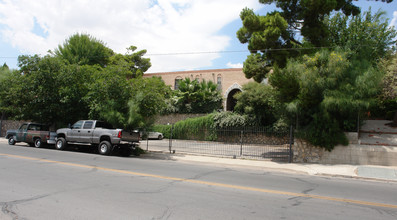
<box><xmin>153</xmin><ymin>114</ymin><xmax>216</xmax><ymax>140</ymax></box>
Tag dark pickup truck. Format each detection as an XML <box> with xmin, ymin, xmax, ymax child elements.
<box><xmin>6</xmin><ymin>123</ymin><xmax>56</xmax><ymax>148</ymax></box>
<box><xmin>56</xmin><ymin>120</ymin><xmax>140</xmax><ymax>156</ymax></box>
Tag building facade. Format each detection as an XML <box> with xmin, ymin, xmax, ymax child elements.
<box><xmin>143</xmin><ymin>68</ymin><xmax>254</xmax><ymax>111</ymax></box>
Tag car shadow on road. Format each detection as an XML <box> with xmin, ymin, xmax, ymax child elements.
<box><xmin>137</xmin><ymin>152</ymin><xmax>176</xmax><ymax>161</ymax></box>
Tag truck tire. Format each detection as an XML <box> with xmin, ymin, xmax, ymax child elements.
<box><xmin>34</xmin><ymin>138</ymin><xmax>42</xmax><ymax>148</ymax></box>
<box><xmin>8</xmin><ymin>136</ymin><xmax>16</xmax><ymax>145</ymax></box>
<box><xmin>55</xmin><ymin>137</ymin><xmax>67</xmax><ymax>150</ymax></box>
<box><xmin>98</xmin><ymin>141</ymin><xmax>112</xmax><ymax>155</ymax></box>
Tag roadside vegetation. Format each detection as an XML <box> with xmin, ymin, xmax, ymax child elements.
<box><xmin>236</xmin><ymin>1</ymin><xmax>396</xmax><ymax>150</ymax></box>
<box><xmin>0</xmin><ymin>1</ymin><xmax>396</xmax><ymax>151</ymax></box>
<box><xmin>0</xmin><ymin>33</ymin><xmax>223</xmax><ymax>130</ymax></box>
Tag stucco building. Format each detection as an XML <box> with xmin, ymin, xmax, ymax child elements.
<box><xmin>143</xmin><ymin>68</ymin><xmax>254</xmax><ymax>111</ymax></box>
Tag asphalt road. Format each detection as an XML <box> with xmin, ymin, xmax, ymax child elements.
<box><xmin>1</xmin><ymin>142</ymin><xmax>397</xmax><ymax>220</ymax></box>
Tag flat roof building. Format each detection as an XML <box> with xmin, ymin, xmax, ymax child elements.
<box><xmin>143</xmin><ymin>68</ymin><xmax>254</xmax><ymax>111</ymax></box>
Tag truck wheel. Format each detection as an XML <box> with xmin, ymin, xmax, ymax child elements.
<box><xmin>55</xmin><ymin>137</ymin><xmax>67</xmax><ymax>150</ymax></box>
<box><xmin>8</xmin><ymin>136</ymin><xmax>16</xmax><ymax>145</ymax></box>
<box><xmin>34</xmin><ymin>138</ymin><xmax>42</xmax><ymax>148</ymax></box>
<box><xmin>98</xmin><ymin>141</ymin><xmax>112</xmax><ymax>155</ymax></box>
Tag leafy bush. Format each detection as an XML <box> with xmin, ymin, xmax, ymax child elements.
<box><xmin>234</xmin><ymin>82</ymin><xmax>279</xmax><ymax>126</ymax></box>
<box><xmin>154</xmin><ymin>112</ymin><xmax>264</xmax><ymax>141</ymax></box>
<box><xmin>212</xmin><ymin>111</ymin><xmax>257</xmax><ymax>128</ymax></box>
<box><xmin>169</xmin><ymin>78</ymin><xmax>223</xmax><ymax>114</ymax></box>
<box><xmin>153</xmin><ymin>114</ymin><xmax>215</xmax><ymax>140</ymax></box>
<box><xmin>295</xmin><ymin>112</ymin><xmax>348</xmax><ymax>151</ymax></box>
<box><xmin>269</xmin><ymin>49</ymin><xmax>381</xmax><ymax>150</ymax></box>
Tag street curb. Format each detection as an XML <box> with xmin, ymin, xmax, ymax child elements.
<box><xmin>144</xmin><ymin>150</ymin><xmax>397</xmax><ymax>182</ymax></box>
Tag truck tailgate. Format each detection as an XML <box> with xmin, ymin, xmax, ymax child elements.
<box><xmin>121</xmin><ymin>130</ymin><xmax>140</xmax><ymax>142</ymax></box>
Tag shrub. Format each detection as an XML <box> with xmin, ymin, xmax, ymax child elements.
<box><xmin>212</xmin><ymin>111</ymin><xmax>257</xmax><ymax>128</ymax></box>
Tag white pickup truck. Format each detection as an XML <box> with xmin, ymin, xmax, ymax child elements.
<box><xmin>55</xmin><ymin>120</ymin><xmax>140</xmax><ymax>156</ymax></box>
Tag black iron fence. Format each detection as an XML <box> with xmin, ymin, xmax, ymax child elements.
<box><xmin>142</xmin><ymin>126</ymin><xmax>293</xmax><ymax>162</ymax></box>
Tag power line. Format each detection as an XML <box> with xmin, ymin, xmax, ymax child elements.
<box><xmin>146</xmin><ymin>46</ymin><xmax>336</xmax><ymax>56</ymax></box>
<box><xmin>0</xmin><ymin>45</ymin><xmax>381</xmax><ymax>59</ymax></box>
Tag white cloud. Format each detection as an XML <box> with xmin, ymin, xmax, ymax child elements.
<box><xmin>0</xmin><ymin>0</ymin><xmax>262</xmax><ymax>72</ymax></box>
<box><xmin>390</xmin><ymin>11</ymin><xmax>397</xmax><ymax>28</ymax></box>
<box><xmin>226</xmin><ymin>62</ymin><xmax>243</xmax><ymax>68</ymax></box>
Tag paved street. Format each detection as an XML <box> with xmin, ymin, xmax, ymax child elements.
<box><xmin>1</xmin><ymin>142</ymin><xmax>397</xmax><ymax>220</ymax></box>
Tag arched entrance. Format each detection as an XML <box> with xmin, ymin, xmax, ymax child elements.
<box><xmin>226</xmin><ymin>89</ymin><xmax>241</xmax><ymax>111</ymax></box>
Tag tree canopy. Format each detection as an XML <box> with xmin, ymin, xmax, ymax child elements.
<box><xmin>107</xmin><ymin>46</ymin><xmax>151</xmax><ymax>78</ymax></box>
<box><xmin>54</xmin><ymin>33</ymin><xmax>114</xmax><ymax>67</ymax></box>
<box><xmin>0</xmin><ymin>34</ymin><xmax>158</xmax><ymax>128</ymax></box>
<box><xmin>237</xmin><ymin>0</ymin><xmax>395</xmax><ymax>82</ymax></box>
<box><xmin>237</xmin><ymin>2</ymin><xmax>396</xmax><ymax>149</ymax></box>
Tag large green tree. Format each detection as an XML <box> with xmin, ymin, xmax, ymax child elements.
<box><xmin>85</xmin><ymin>67</ymin><xmax>134</xmax><ymax>127</ymax></box>
<box><xmin>54</xmin><ymin>33</ymin><xmax>114</xmax><ymax>67</ymax></box>
<box><xmin>326</xmin><ymin>9</ymin><xmax>396</xmax><ymax>63</ymax></box>
<box><xmin>237</xmin><ymin>0</ymin><xmax>394</xmax><ymax>82</ymax></box>
<box><xmin>0</xmin><ymin>65</ymin><xmax>17</xmax><ymax>119</ymax></box>
<box><xmin>1</xmin><ymin>34</ymin><xmax>156</xmax><ymax>128</ymax></box>
<box><xmin>126</xmin><ymin>77</ymin><xmax>172</xmax><ymax>129</ymax></box>
<box><xmin>107</xmin><ymin>46</ymin><xmax>151</xmax><ymax>78</ymax></box>
<box><xmin>269</xmin><ymin>49</ymin><xmax>384</xmax><ymax>150</ymax></box>
<box><xmin>1</xmin><ymin>55</ymin><xmax>92</xmax><ymax>126</ymax></box>
<box><xmin>378</xmin><ymin>53</ymin><xmax>397</xmax><ymax>123</ymax></box>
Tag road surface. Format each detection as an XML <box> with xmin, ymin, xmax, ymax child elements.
<box><xmin>1</xmin><ymin>142</ymin><xmax>397</xmax><ymax>219</ymax></box>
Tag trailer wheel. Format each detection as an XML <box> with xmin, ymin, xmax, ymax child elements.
<box><xmin>8</xmin><ymin>136</ymin><xmax>16</xmax><ymax>145</ymax></box>
<box><xmin>98</xmin><ymin>141</ymin><xmax>112</xmax><ymax>155</ymax></box>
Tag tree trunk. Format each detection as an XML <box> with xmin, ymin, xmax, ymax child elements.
<box><xmin>394</xmin><ymin>111</ymin><xmax>397</xmax><ymax>124</ymax></box>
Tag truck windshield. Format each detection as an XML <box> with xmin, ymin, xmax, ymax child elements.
<box><xmin>72</xmin><ymin>121</ymin><xmax>83</xmax><ymax>129</ymax></box>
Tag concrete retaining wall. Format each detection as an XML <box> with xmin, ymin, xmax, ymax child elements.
<box><xmin>320</xmin><ymin>144</ymin><xmax>397</xmax><ymax>166</ymax></box>
<box><xmin>294</xmin><ymin>137</ymin><xmax>397</xmax><ymax>166</ymax></box>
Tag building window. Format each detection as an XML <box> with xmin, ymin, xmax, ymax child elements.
<box><xmin>217</xmin><ymin>74</ymin><xmax>222</xmax><ymax>90</ymax></box>
<box><xmin>175</xmin><ymin>77</ymin><xmax>182</xmax><ymax>90</ymax></box>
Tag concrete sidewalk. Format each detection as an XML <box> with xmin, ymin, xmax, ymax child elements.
<box><xmin>1</xmin><ymin>137</ymin><xmax>396</xmax><ymax>182</ymax></box>
<box><xmin>144</xmin><ymin>152</ymin><xmax>397</xmax><ymax>182</ymax></box>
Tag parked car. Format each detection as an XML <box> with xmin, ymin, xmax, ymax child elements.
<box><xmin>148</xmin><ymin>132</ymin><xmax>163</xmax><ymax>140</ymax></box>
<box><xmin>56</xmin><ymin>120</ymin><xmax>140</xmax><ymax>156</ymax></box>
<box><xmin>140</xmin><ymin>131</ymin><xmax>163</xmax><ymax>140</ymax></box>
<box><xmin>6</xmin><ymin>123</ymin><xmax>56</xmax><ymax>148</ymax></box>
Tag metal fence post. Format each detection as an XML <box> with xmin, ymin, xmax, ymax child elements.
<box><xmin>240</xmin><ymin>130</ymin><xmax>243</xmax><ymax>156</ymax></box>
<box><xmin>145</xmin><ymin>129</ymin><xmax>149</xmax><ymax>151</ymax></box>
<box><xmin>289</xmin><ymin>125</ymin><xmax>293</xmax><ymax>163</ymax></box>
<box><xmin>169</xmin><ymin>124</ymin><xmax>173</xmax><ymax>154</ymax></box>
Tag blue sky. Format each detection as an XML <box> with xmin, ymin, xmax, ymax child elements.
<box><xmin>0</xmin><ymin>0</ymin><xmax>396</xmax><ymax>73</ymax></box>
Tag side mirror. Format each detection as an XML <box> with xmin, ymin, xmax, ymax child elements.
<box><xmin>68</xmin><ymin>123</ymin><xmax>71</xmax><ymax>129</ymax></box>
